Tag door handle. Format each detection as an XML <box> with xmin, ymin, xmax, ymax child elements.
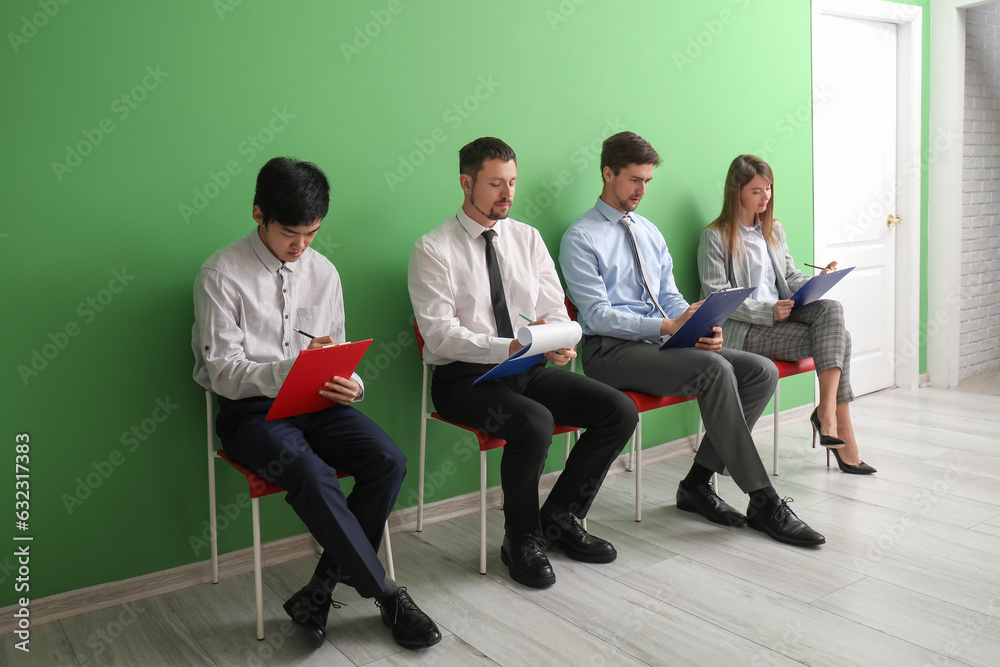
<box><xmin>887</xmin><ymin>214</ymin><xmax>901</xmax><ymax>229</ymax></box>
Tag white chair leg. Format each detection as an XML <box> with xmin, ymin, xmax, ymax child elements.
<box><xmin>383</xmin><ymin>521</ymin><xmax>395</xmax><ymax>581</ymax></box>
<box><xmin>480</xmin><ymin>451</ymin><xmax>488</xmax><ymax>575</ymax></box>
<box><xmin>251</xmin><ymin>497</ymin><xmax>264</xmax><ymax>641</ymax></box>
<box><xmin>635</xmin><ymin>417</ymin><xmax>643</xmax><ymax>522</ymax></box>
<box><xmin>417</xmin><ymin>362</ymin><xmax>429</xmax><ymax>532</ymax></box>
<box><xmin>206</xmin><ymin>392</ymin><xmax>219</xmax><ymax>585</ymax></box>
<box><xmin>773</xmin><ymin>382</ymin><xmax>781</xmax><ymax>476</ymax></box>
<box><xmin>626</xmin><ymin>424</ymin><xmax>636</xmax><ymax>472</ymax></box>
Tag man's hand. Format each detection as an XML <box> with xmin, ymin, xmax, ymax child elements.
<box><xmin>820</xmin><ymin>260</ymin><xmax>838</xmax><ymax>274</ymax></box>
<box><xmin>694</xmin><ymin>326</ymin><xmax>723</xmax><ymax>353</ymax></box>
<box><xmin>544</xmin><ymin>346</ymin><xmax>577</xmax><ymax>367</ymax></box>
<box><xmin>307</xmin><ymin>335</ymin><xmax>337</xmax><ymax>349</ymax></box>
<box><xmin>660</xmin><ymin>301</ymin><xmax>703</xmax><ymax>336</ymax></box>
<box><xmin>308</xmin><ymin>336</ymin><xmax>359</xmax><ymax>404</ymax></box>
<box><xmin>508</xmin><ymin>318</ymin><xmax>547</xmax><ymax>356</ymax></box>
<box><xmin>772</xmin><ymin>300</ymin><xmax>794</xmax><ymax>321</ymax></box>
<box><xmin>319</xmin><ymin>375</ymin><xmax>361</xmax><ymax>405</ymax></box>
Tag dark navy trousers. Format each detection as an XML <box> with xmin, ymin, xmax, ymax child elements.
<box><xmin>216</xmin><ymin>396</ymin><xmax>405</xmax><ymax>598</ymax></box>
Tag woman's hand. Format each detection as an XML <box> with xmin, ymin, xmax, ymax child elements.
<box><xmin>772</xmin><ymin>300</ymin><xmax>794</xmax><ymax>321</ymax></box>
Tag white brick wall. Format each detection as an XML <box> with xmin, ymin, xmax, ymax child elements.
<box><xmin>961</xmin><ymin>2</ymin><xmax>1000</xmax><ymax>379</ymax></box>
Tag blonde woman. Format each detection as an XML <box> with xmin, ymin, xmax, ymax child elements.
<box><xmin>697</xmin><ymin>155</ymin><xmax>875</xmax><ymax>474</ymax></box>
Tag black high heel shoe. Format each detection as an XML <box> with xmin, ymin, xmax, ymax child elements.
<box><xmin>809</xmin><ymin>408</ymin><xmax>846</xmax><ymax>449</ymax></box>
<box><xmin>828</xmin><ymin>448</ymin><xmax>877</xmax><ymax>474</ymax></box>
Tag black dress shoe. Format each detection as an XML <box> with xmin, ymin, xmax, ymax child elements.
<box><xmin>375</xmin><ymin>588</ymin><xmax>442</xmax><ymax>649</ymax></box>
<box><xmin>746</xmin><ymin>496</ymin><xmax>825</xmax><ymax>547</ymax></box>
<box><xmin>676</xmin><ymin>481</ymin><xmax>748</xmax><ymax>527</ymax></box>
<box><xmin>501</xmin><ymin>533</ymin><xmax>556</xmax><ymax>588</ymax></box>
<box><xmin>541</xmin><ymin>512</ymin><xmax>617</xmax><ymax>563</ymax></box>
<box><xmin>283</xmin><ymin>585</ymin><xmax>340</xmax><ymax>648</ymax></box>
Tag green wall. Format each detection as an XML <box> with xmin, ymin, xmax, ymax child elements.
<box><xmin>0</xmin><ymin>0</ymin><xmax>928</xmax><ymax>606</ymax></box>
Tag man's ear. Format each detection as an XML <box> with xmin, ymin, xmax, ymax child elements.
<box><xmin>459</xmin><ymin>173</ymin><xmax>473</xmax><ymax>195</ymax></box>
<box><xmin>252</xmin><ymin>205</ymin><xmax>265</xmax><ymax>226</ymax></box>
<box><xmin>602</xmin><ymin>166</ymin><xmax>613</xmax><ymax>183</ymax></box>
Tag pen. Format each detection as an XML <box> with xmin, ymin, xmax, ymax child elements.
<box><xmin>294</xmin><ymin>328</ymin><xmax>316</xmax><ymax>339</ymax></box>
<box><xmin>804</xmin><ymin>263</ymin><xmax>826</xmax><ymax>271</ymax></box>
<box><xmin>519</xmin><ymin>313</ymin><xmax>533</xmax><ymax>323</ymax></box>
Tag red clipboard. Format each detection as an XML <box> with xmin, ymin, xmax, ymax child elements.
<box><xmin>265</xmin><ymin>339</ymin><xmax>372</xmax><ymax>421</ymax></box>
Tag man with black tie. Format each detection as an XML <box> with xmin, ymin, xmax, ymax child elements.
<box><xmin>408</xmin><ymin>137</ymin><xmax>638</xmax><ymax>588</ymax></box>
<box><xmin>559</xmin><ymin>131</ymin><xmax>825</xmax><ymax>547</ymax></box>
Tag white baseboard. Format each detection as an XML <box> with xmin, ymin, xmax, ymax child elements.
<box><xmin>0</xmin><ymin>532</ymin><xmax>321</xmax><ymax>635</ymax></box>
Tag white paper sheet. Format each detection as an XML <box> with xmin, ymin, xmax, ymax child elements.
<box><xmin>515</xmin><ymin>321</ymin><xmax>582</xmax><ymax>356</ymax></box>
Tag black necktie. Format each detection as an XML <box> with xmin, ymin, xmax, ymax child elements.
<box><xmin>619</xmin><ymin>215</ymin><xmax>668</xmax><ymax>319</ymax></box>
<box><xmin>482</xmin><ymin>229</ymin><xmax>514</xmax><ymax>338</ymax></box>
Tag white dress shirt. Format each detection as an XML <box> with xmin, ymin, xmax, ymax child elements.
<box><xmin>192</xmin><ymin>228</ymin><xmax>364</xmax><ymax>400</ymax></box>
<box><xmin>408</xmin><ymin>209</ymin><xmax>568</xmax><ymax>366</ymax></box>
<box><xmin>739</xmin><ymin>219</ymin><xmax>779</xmax><ymax>302</ymax></box>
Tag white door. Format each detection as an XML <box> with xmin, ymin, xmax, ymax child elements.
<box><xmin>812</xmin><ymin>9</ymin><xmax>900</xmax><ymax>396</ymax></box>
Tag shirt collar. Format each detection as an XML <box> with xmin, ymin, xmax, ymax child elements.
<box><xmin>248</xmin><ymin>226</ymin><xmax>293</xmax><ymax>274</ymax></box>
<box><xmin>594</xmin><ymin>197</ymin><xmax>630</xmax><ymax>225</ymax></box>
<box><xmin>456</xmin><ymin>207</ymin><xmax>505</xmax><ymax>239</ymax></box>
<box><xmin>738</xmin><ymin>215</ymin><xmax>764</xmax><ymax>237</ymax></box>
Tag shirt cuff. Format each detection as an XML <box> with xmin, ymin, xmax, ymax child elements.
<box><xmin>639</xmin><ymin>317</ymin><xmax>665</xmax><ymax>341</ymax></box>
<box><xmin>489</xmin><ymin>337</ymin><xmax>513</xmax><ymax>363</ymax></box>
<box><xmin>351</xmin><ymin>371</ymin><xmax>365</xmax><ymax>402</ymax></box>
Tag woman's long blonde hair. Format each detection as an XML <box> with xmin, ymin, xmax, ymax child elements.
<box><xmin>708</xmin><ymin>154</ymin><xmax>776</xmax><ymax>259</ymax></box>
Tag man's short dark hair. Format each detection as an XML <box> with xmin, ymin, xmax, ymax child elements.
<box><xmin>253</xmin><ymin>157</ymin><xmax>330</xmax><ymax>226</ymax></box>
<box><xmin>600</xmin><ymin>132</ymin><xmax>661</xmax><ymax>176</ymax></box>
<box><xmin>459</xmin><ymin>137</ymin><xmax>516</xmax><ymax>177</ymax></box>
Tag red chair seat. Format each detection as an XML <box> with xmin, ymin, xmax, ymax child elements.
<box><xmin>621</xmin><ymin>391</ymin><xmax>696</xmax><ymax>413</ymax></box>
<box><xmin>216</xmin><ymin>450</ymin><xmax>352</xmax><ymax>498</ymax></box>
<box><xmin>775</xmin><ymin>358</ymin><xmax>816</xmax><ymax>377</ymax></box>
<box><xmin>215</xmin><ymin>451</ymin><xmax>284</xmax><ymax>498</ymax></box>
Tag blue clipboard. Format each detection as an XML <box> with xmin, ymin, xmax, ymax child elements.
<box><xmin>659</xmin><ymin>287</ymin><xmax>755</xmax><ymax>349</ymax></box>
<box><xmin>472</xmin><ymin>347</ymin><xmax>545</xmax><ymax>385</ymax></box>
<box><xmin>790</xmin><ymin>267</ymin><xmax>854</xmax><ymax>307</ymax></box>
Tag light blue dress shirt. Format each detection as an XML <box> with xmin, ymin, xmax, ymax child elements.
<box><xmin>560</xmin><ymin>198</ymin><xmax>689</xmax><ymax>342</ymax></box>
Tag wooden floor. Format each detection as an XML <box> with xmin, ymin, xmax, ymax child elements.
<box><xmin>4</xmin><ymin>385</ymin><xmax>1000</xmax><ymax>666</ymax></box>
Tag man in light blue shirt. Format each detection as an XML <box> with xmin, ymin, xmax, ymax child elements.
<box><xmin>559</xmin><ymin>132</ymin><xmax>824</xmax><ymax>547</ymax></box>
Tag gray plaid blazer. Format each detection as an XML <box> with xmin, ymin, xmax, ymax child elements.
<box><xmin>697</xmin><ymin>221</ymin><xmax>811</xmax><ymax>350</ymax></box>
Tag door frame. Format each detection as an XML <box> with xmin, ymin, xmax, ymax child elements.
<box><xmin>928</xmin><ymin>1</ymin><xmax>994</xmax><ymax>388</ymax></box>
<box><xmin>812</xmin><ymin>0</ymin><xmax>923</xmax><ymax>391</ymax></box>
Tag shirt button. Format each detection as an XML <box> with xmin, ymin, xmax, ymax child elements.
<box><xmin>284</xmin><ymin>314</ymin><xmax>289</xmax><ymax>319</ymax></box>
<box><xmin>204</xmin><ymin>345</ymin><xmax>209</xmax><ymax>350</ymax></box>
<box><xmin>284</xmin><ymin>341</ymin><xmax>289</xmax><ymax>346</ymax></box>
<box><xmin>282</xmin><ymin>289</ymin><xmax>287</xmax><ymax>293</ymax></box>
